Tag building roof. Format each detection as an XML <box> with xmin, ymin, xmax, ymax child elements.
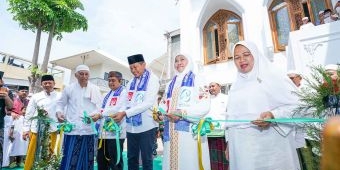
<box><xmin>50</xmin><ymin>50</ymin><xmax>129</xmax><ymax>69</ymax></box>
<box><xmin>148</xmin><ymin>53</ymin><xmax>168</xmax><ymax>80</ymax></box>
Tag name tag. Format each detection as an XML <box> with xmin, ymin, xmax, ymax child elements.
<box><xmin>110</xmin><ymin>97</ymin><xmax>117</xmax><ymax>106</ymax></box>
<box><xmin>179</xmin><ymin>88</ymin><xmax>191</xmax><ymax>107</ymax></box>
<box><xmin>128</xmin><ymin>92</ymin><xmax>134</xmax><ymax>101</ymax></box>
<box><xmin>135</xmin><ymin>92</ymin><xmax>145</xmax><ymax>104</ymax></box>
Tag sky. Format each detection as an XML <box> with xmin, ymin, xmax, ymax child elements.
<box><xmin>0</xmin><ymin>0</ymin><xmax>180</xmax><ymax>64</ymax></box>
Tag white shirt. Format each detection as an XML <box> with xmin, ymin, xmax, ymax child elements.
<box><xmin>56</xmin><ymin>82</ymin><xmax>102</xmax><ymax>135</ymax></box>
<box><xmin>23</xmin><ymin>90</ymin><xmax>61</xmax><ymax>133</ymax></box>
<box><xmin>206</xmin><ymin>92</ymin><xmax>228</xmax><ymax>129</ymax></box>
<box><xmin>99</xmin><ymin>87</ymin><xmax>127</xmax><ymax>139</ymax></box>
<box><xmin>125</xmin><ymin>71</ymin><xmax>159</xmax><ymax>133</ymax></box>
<box><xmin>299</xmin><ymin>22</ymin><xmax>315</xmax><ymax>30</ymax></box>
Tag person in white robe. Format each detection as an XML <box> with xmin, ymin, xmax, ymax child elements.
<box><xmin>0</xmin><ymin>71</ymin><xmax>13</xmax><ymax>167</ymax></box>
<box><xmin>205</xmin><ymin>81</ymin><xmax>229</xmax><ymax>169</ymax></box>
<box><xmin>56</xmin><ymin>65</ymin><xmax>102</xmax><ymax>170</ymax></box>
<box><xmin>160</xmin><ymin>54</ymin><xmax>211</xmax><ymax>170</ymax></box>
<box><xmin>9</xmin><ymin>109</ymin><xmax>29</xmax><ymax>158</ymax></box>
<box><xmin>22</xmin><ymin>74</ymin><xmax>61</xmax><ymax>170</ymax></box>
<box><xmin>2</xmin><ymin>115</ymin><xmax>12</xmax><ymax>167</ymax></box>
<box><xmin>226</xmin><ymin>41</ymin><xmax>300</xmax><ymax>170</ymax></box>
<box><xmin>299</xmin><ymin>17</ymin><xmax>314</xmax><ymax>30</ymax></box>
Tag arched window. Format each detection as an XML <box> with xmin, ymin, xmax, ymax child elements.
<box><xmin>269</xmin><ymin>0</ymin><xmax>291</xmax><ymax>51</ymax></box>
<box><xmin>203</xmin><ymin>10</ymin><xmax>243</xmax><ymax>65</ymax></box>
<box><xmin>269</xmin><ymin>0</ymin><xmax>332</xmax><ymax>52</ymax></box>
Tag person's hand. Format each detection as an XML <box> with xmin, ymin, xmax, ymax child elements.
<box><xmin>0</xmin><ymin>90</ymin><xmax>8</xmax><ymax>99</ymax></box>
<box><xmin>112</xmin><ymin>112</ymin><xmax>126</xmax><ymax>123</ymax></box>
<box><xmin>166</xmin><ymin>109</ymin><xmax>182</xmax><ymax>123</ymax></box>
<box><xmin>56</xmin><ymin>112</ymin><xmax>65</xmax><ymax>123</ymax></box>
<box><xmin>158</xmin><ymin>114</ymin><xmax>164</xmax><ymax>121</ymax></box>
<box><xmin>22</xmin><ymin>131</ymin><xmax>30</xmax><ymax>140</ymax></box>
<box><xmin>11</xmin><ymin>112</ymin><xmax>20</xmax><ymax>120</ymax></box>
<box><xmin>225</xmin><ymin>143</ymin><xmax>229</xmax><ymax>161</ymax></box>
<box><xmin>90</xmin><ymin>113</ymin><xmax>102</xmax><ymax>122</ymax></box>
<box><xmin>9</xmin><ymin>128</ymin><xmax>15</xmax><ymax>142</ymax></box>
<box><xmin>251</xmin><ymin>111</ymin><xmax>274</xmax><ymax>129</ymax></box>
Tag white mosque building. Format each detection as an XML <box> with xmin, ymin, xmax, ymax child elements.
<box><xmin>162</xmin><ymin>0</ymin><xmax>340</xmax><ymax>93</ymax></box>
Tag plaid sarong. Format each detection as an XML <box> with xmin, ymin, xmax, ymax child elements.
<box><xmin>208</xmin><ymin>137</ymin><xmax>229</xmax><ymax>170</ymax></box>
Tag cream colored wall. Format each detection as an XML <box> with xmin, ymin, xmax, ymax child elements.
<box><xmin>0</xmin><ymin>63</ymin><xmax>64</xmax><ymax>90</ymax></box>
<box><xmin>102</xmin><ymin>63</ymin><xmax>133</xmax><ymax>81</ymax></box>
<box><xmin>0</xmin><ymin>63</ymin><xmax>30</xmax><ymax>80</ymax></box>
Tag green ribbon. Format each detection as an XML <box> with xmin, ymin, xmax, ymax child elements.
<box><xmin>57</xmin><ymin>121</ymin><xmax>74</xmax><ymax>133</ymax></box>
<box><xmin>82</xmin><ymin>111</ymin><xmax>98</xmax><ymax>135</ymax></box>
<box><xmin>157</xmin><ymin>107</ymin><xmax>325</xmax><ymax>137</ymax></box>
<box><xmin>158</xmin><ymin>107</ymin><xmax>326</xmax><ymax>124</ymax></box>
<box><xmin>191</xmin><ymin>117</ymin><xmax>220</xmax><ymax>136</ymax></box>
<box><xmin>102</xmin><ymin>117</ymin><xmax>121</xmax><ymax>165</ymax></box>
<box><xmin>190</xmin><ymin>117</ymin><xmax>324</xmax><ymax>137</ymax></box>
<box><xmin>210</xmin><ymin>118</ymin><xmax>325</xmax><ymax>123</ymax></box>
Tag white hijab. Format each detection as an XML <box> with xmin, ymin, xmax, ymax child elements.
<box><xmin>171</xmin><ymin>54</ymin><xmax>196</xmax><ymax>88</ymax></box>
<box><xmin>227</xmin><ymin>41</ymin><xmax>298</xmax><ymax>126</ymax></box>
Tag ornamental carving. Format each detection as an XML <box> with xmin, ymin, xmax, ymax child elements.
<box><xmin>288</xmin><ymin>0</ymin><xmax>302</xmax><ymax>11</ymax></box>
<box><xmin>203</xmin><ymin>10</ymin><xmax>242</xmax><ymax>64</ymax></box>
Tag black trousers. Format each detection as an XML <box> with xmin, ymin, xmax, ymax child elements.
<box><xmin>97</xmin><ymin>138</ymin><xmax>125</xmax><ymax>170</ymax></box>
<box><xmin>127</xmin><ymin>128</ymin><xmax>157</xmax><ymax>170</ymax></box>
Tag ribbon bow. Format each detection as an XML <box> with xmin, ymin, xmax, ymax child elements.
<box><xmin>191</xmin><ymin>117</ymin><xmax>219</xmax><ymax>137</ymax></box>
<box><xmin>98</xmin><ymin>116</ymin><xmax>122</xmax><ymax>165</ymax></box>
<box><xmin>191</xmin><ymin>118</ymin><xmax>219</xmax><ymax>170</ymax></box>
<box><xmin>82</xmin><ymin>111</ymin><xmax>98</xmax><ymax>135</ymax></box>
<box><xmin>103</xmin><ymin>117</ymin><xmax>121</xmax><ymax>133</ymax></box>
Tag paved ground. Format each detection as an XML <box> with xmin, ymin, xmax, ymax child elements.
<box><xmin>2</xmin><ymin>138</ymin><xmax>164</xmax><ymax>170</ymax></box>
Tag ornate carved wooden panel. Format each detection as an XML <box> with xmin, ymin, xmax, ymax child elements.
<box><xmin>211</xmin><ymin>10</ymin><xmax>228</xmax><ymax>61</ymax></box>
<box><xmin>287</xmin><ymin>0</ymin><xmax>304</xmax><ymax>30</ymax></box>
<box><xmin>203</xmin><ymin>10</ymin><xmax>243</xmax><ymax>65</ymax></box>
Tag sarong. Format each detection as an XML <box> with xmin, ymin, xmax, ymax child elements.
<box><xmin>59</xmin><ymin>134</ymin><xmax>95</xmax><ymax>170</ymax></box>
<box><xmin>208</xmin><ymin>137</ymin><xmax>229</xmax><ymax>170</ymax></box>
<box><xmin>24</xmin><ymin>132</ymin><xmax>57</xmax><ymax>170</ymax></box>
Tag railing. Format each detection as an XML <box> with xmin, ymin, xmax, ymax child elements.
<box><xmin>89</xmin><ymin>77</ymin><xmax>109</xmax><ymax>88</ymax></box>
<box><xmin>89</xmin><ymin>77</ymin><xmax>129</xmax><ymax>89</ymax></box>
<box><xmin>286</xmin><ymin>21</ymin><xmax>340</xmax><ymax>74</ymax></box>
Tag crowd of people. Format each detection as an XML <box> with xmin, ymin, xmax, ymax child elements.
<box><xmin>0</xmin><ymin>40</ymin><xmax>338</xmax><ymax>170</ymax></box>
<box><xmin>300</xmin><ymin>5</ymin><xmax>340</xmax><ymax>30</ymax></box>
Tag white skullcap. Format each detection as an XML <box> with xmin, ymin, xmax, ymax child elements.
<box><xmin>325</xmin><ymin>64</ymin><xmax>339</xmax><ymax>71</ymax></box>
<box><xmin>208</xmin><ymin>77</ymin><xmax>222</xmax><ymax>86</ymax></box>
<box><xmin>319</xmin><ymin>11</ymin><xmax>324</xmax><ymax>15</ymax></box>
<box><xmin>302</xmin><ymin>17</ymin><xmax>308</xmax><ymax>20</ymax></box>
<box><xmin>75</xmin><ymin>64</ymin><xmax>90</xmax><ymax>72</ymax></box>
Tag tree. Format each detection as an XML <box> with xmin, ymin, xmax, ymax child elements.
<box><xmin>8</xmin><ymin>0</ymin><xmax>54</xmax><ymax>93</ymax></box>
<box><xmin>7</xmin><ymin>0</ymin><xmax>87</xmax><ymax>93</ymax></box>
<box><xmin>41</xmin><ymin>0</ymin><xmax>87</xmax><ymax>73</ymax></box>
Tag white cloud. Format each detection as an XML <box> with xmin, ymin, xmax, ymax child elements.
<box><xmin>0</xmin><ymin>0</ymin><xmax>180</xmax><ymax>63</ymax></box>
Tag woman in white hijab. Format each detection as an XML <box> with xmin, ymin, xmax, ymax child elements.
<box><xmin>160</xmin><ymin>54</ymin><xmax>211</xmax><ymax>170</ymax></box>
<box><xmin>226</xmin><ymin>41</ymin><xmax>300</xmax><ymax>170</ymax></box>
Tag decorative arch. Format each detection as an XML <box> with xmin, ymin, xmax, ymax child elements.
<box><xmin>202</xmin><ymin>10</ymin><xmax>243</xmax><ymax>65</ymax></box>
<box><xmin>268</xmin><ymin>0</ymin><xmax>332</xmax><ymax>52</ymax></box>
